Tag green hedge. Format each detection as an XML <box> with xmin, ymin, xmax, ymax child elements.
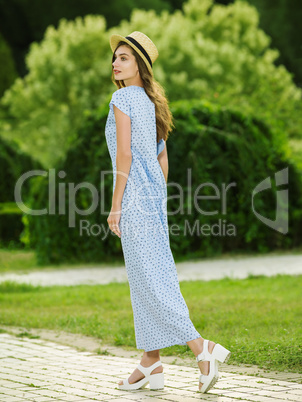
<box><xmin>0</xmin><ymin>137</ymin><xmax>42</xmax><ymax>246</ymax></box>
<box><xmin>23</xmin><ymin>99</ymin><xmax>302</xmax><ymax>264</ymax></box>
<box><xmin>167</xmin><ymin>99</ymin><xmax>302</xmax><ymax>256</ymax></box>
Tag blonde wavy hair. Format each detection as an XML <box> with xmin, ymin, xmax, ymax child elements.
<box><xmin>111</xmin><ymin>42</ymin><xmax>175</xmax><ymax>143</ymax></box>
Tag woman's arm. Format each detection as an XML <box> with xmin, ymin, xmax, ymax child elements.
<box><xmin>157</xmin><ymin>143</ymin><xmax>168</xmax><ymax>183</ymax></box>
<box><xmin>112</xmin><ymin>105</ymin><xmax>132</xmax><ymax>207</ymax></box>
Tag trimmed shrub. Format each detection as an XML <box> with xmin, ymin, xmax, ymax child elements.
<box><xmin>23</xmin><ymin>99</ymin><xmax>302</xmax><ymax>264</ymax></box>
<box><xmin>0</xmin><ymin>137</ymin><xmax>42</xmax><ymax>246</ymax></box>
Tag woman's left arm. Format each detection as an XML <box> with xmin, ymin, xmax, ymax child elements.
<box><xmin>107</xmin><ymin>105</ymin><xmax>132</xmax><ymax>237</ymax></box>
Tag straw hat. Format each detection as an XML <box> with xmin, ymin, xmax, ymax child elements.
<box><xmin>109</xmin><ymin>31</ymin><xmax>158</xmax><ymax>76</ymax></box>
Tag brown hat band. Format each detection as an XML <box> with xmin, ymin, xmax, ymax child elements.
<box><xmin>125</xmin><ymin>36</ymin><xmax>152</xmax><ymax>68</ymax></box>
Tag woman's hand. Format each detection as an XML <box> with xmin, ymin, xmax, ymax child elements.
<box><xmin>107</xmin><ymin>204</ymin><xmax>122</xmax><ymax>238</ymax></box>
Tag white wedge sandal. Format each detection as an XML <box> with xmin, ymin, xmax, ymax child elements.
<box><xmin>196</xmin><ymin>339</ymin><xmax>231</xmax><ymax>393</ymax></box>
<box><xmin>118</xmin><ymin>360</ymin><xmax>164</xmax><ymax>391</ymax></box>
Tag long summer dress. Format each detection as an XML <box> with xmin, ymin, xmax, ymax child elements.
<box><xmin>105</xmin><ymin>85</ymin><xmax>201</xmax><ymax>351</ymax></box>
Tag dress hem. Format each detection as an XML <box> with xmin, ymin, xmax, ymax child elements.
<box><xmin>137</xmin><ymin>334</ymin><xmax>202</xmax><ymax>352</ymax></box>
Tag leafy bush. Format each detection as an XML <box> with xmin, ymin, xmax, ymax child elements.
<box><xmin>1</xmin><ymin>15</ymin><xmax>110</xmax><ymax>167</ymax></box>
<box><xmin>0</xmin><ymin>137</ymin><xmax>42</xmax><ymax>246</ymax></box>
<box><xmin>1</xmin><ymin>0</ymin><xmax>301</xmax><ymax>168</ymax></box>
<box><xmin>23</xmin><ymin>99</ymin><xmax>302</xmax><ymax>264</ymax></box>
<box><xmin>0</xmin><ymin>33</ymin><xmax>17</xmax><ymax>97</ymax></box>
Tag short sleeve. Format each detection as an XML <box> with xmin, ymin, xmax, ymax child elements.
<box><xmin>157</xmin><ymin>139</ymin><xmax>165</xmax><ymax>156</ymax></box>
<box><xmin>109</xmin><ymin>89</ymin><xmax>131</xmax><ymax>118</ymax></box>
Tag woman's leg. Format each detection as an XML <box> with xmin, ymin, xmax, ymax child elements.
<box><xmin>186</xmin><ymin>337</ymin><xmax>216</xmax><ymax>390</ymax></box>
<box><xmin>118</xmin><ymin>349</ymin><xmax>164</xmax><ymax>385</ymax></box>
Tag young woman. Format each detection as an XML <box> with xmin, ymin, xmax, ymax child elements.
<box><xmin>105</xmin><ymin>31</ymin><xmax>231</xmax><ymax>393</ymax></box>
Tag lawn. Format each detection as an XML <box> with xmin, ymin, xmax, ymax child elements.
<box><xmin>0</xmin><ymin>248</ymin><xmax>124</xmax><ymax>273</ymax></box>
<box><xmin>1</xmin><ymin>246</ymin><xmax>302</xmax><ymax>273</ymax></box>
<box><xmin>0</xmin><ymin>274</ymin><xmax>301</xmax><ymax>373</ymax></box>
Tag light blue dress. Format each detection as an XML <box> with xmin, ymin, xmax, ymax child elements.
<box><xmin>105</xmin><ymin>85</ymin><xmax>201</xmax><ymax>351</ymax></box>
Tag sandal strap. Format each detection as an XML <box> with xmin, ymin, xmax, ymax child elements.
<box><xmin>196</xmin><ymin>339</ymin><xmax>209</xmax><ymax>362</ymax></box>
<box><xmin>199</xmin><ymin>373</ymin><xmax>209</xmax><ymax>383</ymax></box>
<box><xmin>137</xmin><ymin>360</ymin><xmax>162</xmax><ymax>377</ymax></box>
<box><xmin>123</xmin><ymin>378</ymin><xmax>130</xmax><ymax>386</ymax></box>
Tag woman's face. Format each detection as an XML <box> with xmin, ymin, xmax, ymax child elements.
<box><xmin>112</xmin><ymin>45</ymin><xmax>139</xmax><ymax>82</ymax></box>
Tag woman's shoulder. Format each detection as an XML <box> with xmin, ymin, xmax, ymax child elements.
<box><xmin>112</xmin><ymin>86</ymin><xmax>136</xmax><ymax>96</ymax></box>
<box><xmin>111</xmin><ymin>86</ymin><xmax>136</xmax><ymax>104</ymax></box>
<box><xmin>111</xmin><ymin>86</ymin><xmax>147</xmax><ymax>110</ymax></box>
<box><xmin>109</xmin><ymin>87</ymin><xmax>136</xmax><ymax>117</ymax></box>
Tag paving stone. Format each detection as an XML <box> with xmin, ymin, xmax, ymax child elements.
<box><xmin>272</xmin><ymin>394</ymin><xmax>302</xmax><ymax>402</ymax></box>
<box><xmin>151</xmin><ymin>395</ymin><xmax>198</xmax><ymax>401</ymax></box>
<box><xmin>0</xmin><ymin>333</ymin><xmax>301</xmax><ymax>401</ymax></box>
<box><xmin>0</xmin><ymin>396</ymin><xmax>24</xmax><ymax>402</ymax></box>
<box><xmin>287</xmin><ymin>388</ymin><xmax>302</xmax><ymax>395</ymax></box>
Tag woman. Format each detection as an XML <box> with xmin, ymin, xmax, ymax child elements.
<box><xmin>105</xmin><ymin>31</ymin><xmax>231</xmax><ymax>393</ymax></box>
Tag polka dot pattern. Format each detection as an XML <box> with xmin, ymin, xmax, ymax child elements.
<box><xmin>105</xmin><ymin>85</ymin><xmax>201</xmax><ymax>351</ymax></box>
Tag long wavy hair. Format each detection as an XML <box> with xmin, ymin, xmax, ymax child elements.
<box><xmin>111</xmin><ymin>41</ymin><xmax>175</xmax><ymax>143</ymax></box>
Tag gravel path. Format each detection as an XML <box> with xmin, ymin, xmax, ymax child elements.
<box><xmin>1</xmin><ymin>253</ymin><xmax>301</xmax><ymax>287</ymax></box>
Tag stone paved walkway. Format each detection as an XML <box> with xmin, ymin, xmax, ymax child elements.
<box><xmin>0</xmin><ymin>332</ymin><xmax>301</xmax><ymax>402</ymax></box>
<box><xmin>1</xmin><ymin>253</ymin><xmax>302</xmax><ymax>287</ymax></box>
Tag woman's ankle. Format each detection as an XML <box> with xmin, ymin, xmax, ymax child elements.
<box><xmin>141</xmin><ymin>352</ymin><xmax>160</xmax><ymax>365</ymax></box>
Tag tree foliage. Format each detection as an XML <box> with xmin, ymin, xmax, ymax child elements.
<box><xmin>1</xmin><ymin>15</ymin><xmax>111</xmax><ymax>166</ymax></box>
<box><xmin>1</xmin><ymin>0</ymin><xmax>301</xmax><ymax>167</ymax></box>
<box><xmin>0</xmin><ymin>33</ymin><xmax>17</xmax><ymax>96</ymax></box>
<box><xmin>247</xmin><ymin>0</ymin><xmax>302</xmax><ymax>88</ymax></box>
<box><xmin>0</xmin><ymin>0</ymin><xmax>176</xmax><ymax>76</ymax></box>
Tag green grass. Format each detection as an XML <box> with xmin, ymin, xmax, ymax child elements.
<box><xmin>0</xmin><ymin>275</ymin><xmax>301</xmax><ymax>373</ymax></box>
<box><xmin>0</xmin><ymin>249</ymin><xmax>38</xmax><ymax>272</ymax></box>
<box><xmin>1</xmin><ymin>246</ymin><xmax>302</xmax><ymax>273</ymax></box>
<box><xmin>0</xmin><ymin>248</ymin><xmax>124</xmax><ymax>273</ymax></box>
